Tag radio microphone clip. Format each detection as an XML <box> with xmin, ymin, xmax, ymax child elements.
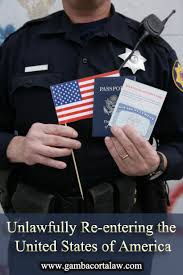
<box><xmin>119</xmin><ymin>10</ymin><xmax>176</xmax><ymax>72</ymax></box>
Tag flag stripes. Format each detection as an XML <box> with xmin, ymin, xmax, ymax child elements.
<box><xmin>51</xmin><ymin>70</ymin><xmax>119</xmax><ymax>124</ymax></box>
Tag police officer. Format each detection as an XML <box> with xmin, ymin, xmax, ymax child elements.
<box><xmin>0</xmin><ymin>0</ymin><xmax>183</xmax><ymax>213</ymax></box>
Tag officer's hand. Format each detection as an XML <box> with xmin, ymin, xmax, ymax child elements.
<box><xmin>105</xmin><ymin>125</ymin><xmax>167</xmax><ymax>177</ymax></box>
<box><xmin>7</xmin><ymin>123</ymin><xmax>81</xmax><ymax>169</ymax></box>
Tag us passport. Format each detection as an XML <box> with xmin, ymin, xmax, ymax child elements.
<box><xmin>92</xmin><ymin>76</ymin><xmax>135</xmax><ymax>137</ymax></box>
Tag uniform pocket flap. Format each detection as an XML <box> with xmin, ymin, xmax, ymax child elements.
<box><xmin>11</xmin><ymin>73</ymin><xmax>62</xmax><ymax>95</ymax></box>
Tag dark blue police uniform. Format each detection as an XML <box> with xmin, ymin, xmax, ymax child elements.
<box><xmin>0</xmin><ymin>5</ymin><xmax>183</xmax><ymax>213</ymax></box>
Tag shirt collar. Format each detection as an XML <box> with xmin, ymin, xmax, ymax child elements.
<box><xmin>39</xmin><ymin>4</ymin><xmax>138</xmax><ymax>48</ymax></box>
<box><xmin>106</xmin><ymin>5</ymin><xmax>138</xmax><ymax>48</ymax></box>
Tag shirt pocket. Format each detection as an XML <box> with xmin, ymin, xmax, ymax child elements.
<box><xmin>10</xmin><ymin>73</ymin><xmax>63</xmax><ymax>131</ymax></box>
<box><xmin>10</xmin><ymin>72</ymin><xmax>62</xmax><ymax>95</ymax></box>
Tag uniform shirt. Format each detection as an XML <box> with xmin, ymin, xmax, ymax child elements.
<box><xmin>0</xmin><ymin>5</ymin><xmax>183</xmax><ymax>195</ymax></box>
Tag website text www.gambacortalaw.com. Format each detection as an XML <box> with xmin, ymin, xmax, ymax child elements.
<box><xmin>40</xmin><ymin>261</ymin><xmax>144</xmax><ymax>272</ymax></box>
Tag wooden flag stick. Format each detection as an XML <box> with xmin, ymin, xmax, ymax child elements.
<box><xmin>65</xmin><ymin>123</ymin><xmax>84</xmax><ymax>200</ymax></box>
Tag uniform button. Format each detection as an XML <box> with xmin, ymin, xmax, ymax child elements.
<box><xmin>25</xmin><ymin>80</ymin><xmax>33</xmax><ymax>87</ymax></box>
<box><xmin>133</xmin><ymin>188</ymin><xmax>137</xmax><ymax>205</ymax></box>
<box><xmin>82</xmin><ymin>58</ymin><xmax>88</xmax><ymax>64</ymax></box>
<box><xmin>133</xmin><ymin>197</ymin><xmax>137</xmax><ymax>205</ymax></box>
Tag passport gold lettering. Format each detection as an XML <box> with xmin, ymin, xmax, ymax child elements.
<box><xmin>99</xmin><ymin>86</ymin><xmax>121</xmax><ymax>92</ymax></box>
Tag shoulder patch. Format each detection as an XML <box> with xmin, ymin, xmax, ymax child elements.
<box><xmin>172</xmin><ymin>60</ymin><xmax>183</xmax><ymax>92</ymax></box>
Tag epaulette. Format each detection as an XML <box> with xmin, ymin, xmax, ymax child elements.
<box><xmin>117</xmin><ymin>12</ymin><xmax>174</xmax><ymax>55</ymax></box>
<box><xmin>2</xmin><ymin>10</ymin><xmax>62</xmax><ymax>44</ymax></box>
<box><xmin>2</xmin><ymin>26</ymin><xmax>24</xmax><ymax>44</ymax></box>
<box><xmin>23</xmin><ymin>10</ymin><xmax>62</xmax><ymax>27</ymax></box>
<box><xmin>151</xmin><ymin>36</ymin><xmax>174</xmax><ymax>55</ymax></box>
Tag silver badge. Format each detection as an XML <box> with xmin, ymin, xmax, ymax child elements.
<box><xmin>118</xmin><ymin>48</ymin><xmax>147</xmax><ymax>74</ymax></box>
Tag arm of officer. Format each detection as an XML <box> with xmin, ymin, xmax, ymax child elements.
<box><xmin>0</xmin><ymin>43</ymin><xmax>16</xmax><ymax>168</ymax></box>
<box><xmin>0</xmin><ymin>43</ymin><xmax>81</xmax><ymax>170</ymax></box>
<box><xmin>105</xmin><ymin>50</ymin><xmax>183</xmax><ymax>180</ymax></box>
<box><xmin>154</xmin><ymin>51</ymin><xmax>183</xmax><ymax>180</ymax></box>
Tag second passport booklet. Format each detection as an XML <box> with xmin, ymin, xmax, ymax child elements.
<box><xmin>92</xmin><ymin>76</ymin><xmax>135</xmax><ymax>137</ymax></box>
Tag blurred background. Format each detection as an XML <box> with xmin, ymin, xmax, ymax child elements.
<box><xmin>0</xmin><ymin>0</ymin><xmax>182</xmax><ymax>213</ymax></box>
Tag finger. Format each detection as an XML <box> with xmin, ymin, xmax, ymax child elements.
<box><xmin>42</xmin><ymin>135</ymin><xmax>81</xmax><ymax>150</ymax></box>
<box><xmin>122</xmin><ymin>125</ymin><xmax>157</xmax><ymax>160</ymax></box>
<box><xmin>111</xmin><ymin>136</ymin><xmax>143</xmax><ymax>163</ymax></box>
<box><xmin>36</xmin><ymin>145</ymin><xmax>72</xmax><ymax>158</ymax></box>
<box><xmin>105</xmin><ymin>137</ymin><xmax>126</xmax><ymax>170</ymax></box>
<box><xmin>42</xmin><ymin>124</ymin><xmax>78</xmax><ymax>138</ymax></box>
<box><xmin>36</xmin><ymin>155</ymin><xmax>67</xmax><ymax>169</ymax></box>
<box><xmin>111</xmin><ymin>127</ymin><xmax>142</xmax><ymax>160</ymax></box>
<box><xmin>105</xmin><ymin>137</ymin><xmax>148</xmax><ymax>176</ymax></box>
<box><xmin>111</xmin><ymin>137</ymin><xmax>128</xmax><ymax>159</ymax></box>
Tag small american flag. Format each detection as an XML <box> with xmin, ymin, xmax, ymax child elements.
<box><xmin>51</xmin><ymin>70</ymin><xmax>120</xmax><ymax>124</ymax></box>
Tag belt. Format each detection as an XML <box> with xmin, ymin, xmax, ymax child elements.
<box><xmin>56</xmin><ymin>178</ymin><xmax>138</xmax><ymax>213</ymax></box>
<box><xmin>10</xmin><ymin>176</ymin><xmax>137</xmax><ymax>213</ymax></box>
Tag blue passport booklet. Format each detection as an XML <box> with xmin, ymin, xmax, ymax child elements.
<box><xmin>92</xmin><ymin>76</ymin><xmax>135</xmax><ymax>137</ymax></box>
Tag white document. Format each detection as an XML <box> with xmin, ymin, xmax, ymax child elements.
<box><xmin>109</xmin><ymin>79</ymin><xmax>167</xmax><ymax>140</ymax></box>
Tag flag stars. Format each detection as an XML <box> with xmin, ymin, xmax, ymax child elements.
<box><xmin>51</xmin><ymin>80</ymin><xmax>82</xmax><ymax>107</ymax></box>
